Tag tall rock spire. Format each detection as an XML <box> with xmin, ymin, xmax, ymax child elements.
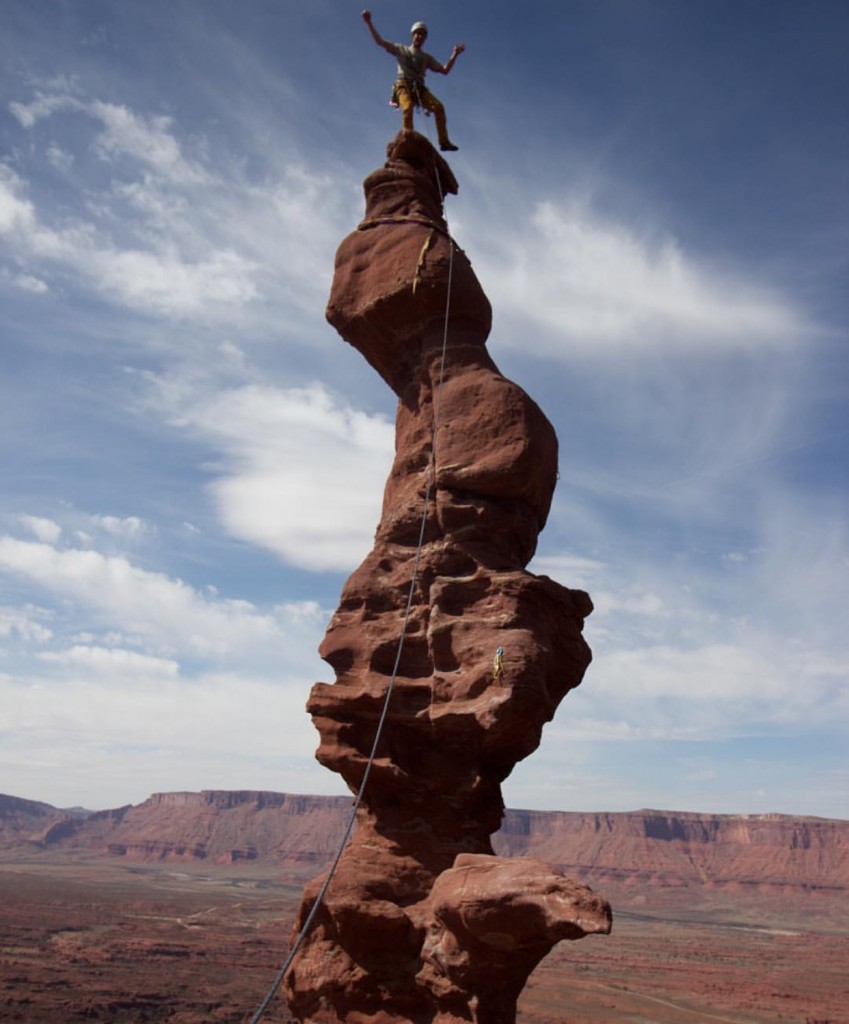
<box><xmin>284</xmin><ymin>130</ymin><xmax>610</xmax><ymax>1024</ymax></box>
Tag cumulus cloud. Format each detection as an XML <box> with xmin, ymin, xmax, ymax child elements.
<box><xmin>18</xmin><ymin>515</ymin><xmax>62</xmax><ymax>544</ymax></box>
<box><xmin>151</xmin><ymin>379</ymin><xmax>394</xmax><ymax>572</ymax></box>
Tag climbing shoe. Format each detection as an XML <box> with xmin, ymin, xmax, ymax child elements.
<box><xmin>440</xmin><ymin>141</ymin><xmax>459</xmax><ymax>152</ymax></box>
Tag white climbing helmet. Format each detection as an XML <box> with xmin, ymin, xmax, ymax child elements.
<box><xmin>410</xmin><ymin>21</ymin><xmax>428</xmax><ymax>36</ymax></box>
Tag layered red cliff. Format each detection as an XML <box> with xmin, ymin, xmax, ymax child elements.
<box><xmin>4</xmin><ymin>792</ymin><xmax>846</xmax><ymax>893</ymax></box>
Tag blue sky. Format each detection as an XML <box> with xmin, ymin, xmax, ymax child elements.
<box><xmin>1</xmin><ymin>0</ymin><xmax>847</xmax><ymax>818</ymax></box>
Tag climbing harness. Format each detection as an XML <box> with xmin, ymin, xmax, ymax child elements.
<box><xmin>390</xmin><ymin>74</ymin><xmax>437</xmax><ymax>127</ymax></box>
<box><xmin>248</xmin><ymin>155</ymin><xmax>457</xmax><ymax>1024</ymax></box>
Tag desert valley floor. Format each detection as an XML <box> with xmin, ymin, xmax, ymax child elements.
<box><xmin>1</xmin><ymin>855</ymin><xmax>846</xmax><ymax>1024</ymax></box>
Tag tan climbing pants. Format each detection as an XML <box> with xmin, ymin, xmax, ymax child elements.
<box><xmin>395</xmin><ymin>81</ymin><xmax>449</xmax><ymax>146</ymax></box>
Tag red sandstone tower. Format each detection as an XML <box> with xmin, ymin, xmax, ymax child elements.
<box><xmin>284</xmin><ymin>132</ymin><xmax>611</xmax><ymax>1024</ymax></box>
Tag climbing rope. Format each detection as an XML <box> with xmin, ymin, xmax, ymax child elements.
<box><xmin>248</xmin><ymin>154</ymin><xmax>456</xmax><ymax>1024</ymax></box>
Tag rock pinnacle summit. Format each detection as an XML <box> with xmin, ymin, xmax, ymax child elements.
<box><xmin>284</xmin><ymin>131</ymin><xmax>611</xmax><ymax>1024</ymax></box>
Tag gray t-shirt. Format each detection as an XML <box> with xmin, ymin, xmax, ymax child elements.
<box><xmin>389</xmin><ymin>43</ymin><xmax>440</xmax><ymax>84</ymax></box>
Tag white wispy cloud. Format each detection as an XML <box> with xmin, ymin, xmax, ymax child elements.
<box><xmin>0</xmin><ymin>605</ymin><xmax>53</xmax><ymax>644</ymax></box>
<box><xmin>0</xmin><ymin>535</ymin><xmax>327</xmax><ymax>662</ymax></box>
<box><xmin>533</xmin><ymin>491</ymin><xmax>849</xmax><ymax>744</ymax></box>
<box><xmin>38</xmin><ymin>644</ymin><xmax>180</xmax><ymax>677</ymax></box>
<box><xmin>8</xmin><ymin>91</ymin><xmax>74</xmax><ymax>128</ymax></box>
<box><xmin>0</xmin><ymin>667</ymin><xmax>331</xmax><ymax>807</ymax></box>
<box><xmin>45</xmin><ymin>144</ymin><xmax>73</xmax><ymax>172</ymax></box>
<box><xmin>10</xmin><ymin>93</ymin><xmax>206</xmax><ymax>184</ymax></box>
<box><xmin>16</xmin><ymin>81</ymin><xmax>805</xmax><ymax>366</ymax></box>
<box><xmin>469</xmin><ymin>197</ymin><xmax>810</xmax><ymax>356</ymax></box>
<box><xmin>0</xmin><ymin>164</ymin><xmax>36</xmax><ymax>232</ymax></box>
<box><xmin>4</xmin><ymin>86</ymin><xmax>357</xmax><ymax>328</ymax></box>
<box><xmin>562</xmin><ymin>639</ymin><xmax>846</xmax><ymax>740</ymax></box>
<box><xmin>18</xmin><ymin>514</ymin><xmax>62</xmax><ymax>544</ymax></box>
<box><xmin>92</xmin><ymin>246</ymin><xmax>259</xmax><ymax>315</ymax></box>
<box><xmin>11</xmin><ymin>273</ymin><xmax>49</xmax><ymax>293</ymax></box>
<box><xmin>89</xmin><ymin>100</ymin><xmax>209</xmax><ymax>184</ymax></box>
<box><xmin>531</xmin><ymin>552</ymin><xmax>607</xmax><ymax>590</ymax></box>
<box><xmin>90</xmin><ymin>515</ymin><xmax>150</xmax><ymax>538</ymax></box>
<box><xmin>591</xmin><ymin>642</ymin><xmax>792</xmax><ymax>706</ymax></box>
<box><xmin>145</xmin><ymin>375</ymin><xmax>394</xmax><ymax>572</ymax></box>
<box><xmin>0</xmin><ymin>515</ymin><xmax>333</xmax><ymax>807</ymax></box>
<box><xmin>0</xmin><ymin>160</ymin><xmax>259</xmax><ymax>317</ymax></box>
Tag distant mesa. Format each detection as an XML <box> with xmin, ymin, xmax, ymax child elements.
<box><xmin>1</xmin><ymin>790</ymin><xmax>846</xmax><ymax>891</ymax></box>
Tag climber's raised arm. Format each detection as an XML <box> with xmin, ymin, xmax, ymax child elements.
<box><xmin>361</xmin><ymin>10</ymin><xmax>394</xmax><ymax>54</ymax></box>
<box><xmin>433</xmin><ymin>43</ymin><xmax>466</xmax><ymax>75</ymax></box>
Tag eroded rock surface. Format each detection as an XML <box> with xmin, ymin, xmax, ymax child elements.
<box><xmin>419</xmin><ymin>855</ymin><xmax>612</xmax><ymax>1024</ymax></box>
<box><xmin>285</xmin><ymin>131</ymin><xmax>610</xmax><ymax>1024</ymax></box>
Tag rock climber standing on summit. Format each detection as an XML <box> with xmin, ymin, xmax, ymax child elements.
<box><xmin>361</xmin><ymin>10</ymin><xmax>465</xmax><ymax>152</ymax></box>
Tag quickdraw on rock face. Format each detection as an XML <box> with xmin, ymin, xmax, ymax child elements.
<box><xmin>493</xmin><ymin>645</ymin><xmax>505</xmax><ymax>680</ymax></box>
<box><xmin>356</xmin><ymin>216</ymin><xmax>464</xmax><ymax>297</ymax></box>
<box><xmin>413</xmin><ymin>230</ymin><xmax>436</xmax><ymax>295</ymax></box>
